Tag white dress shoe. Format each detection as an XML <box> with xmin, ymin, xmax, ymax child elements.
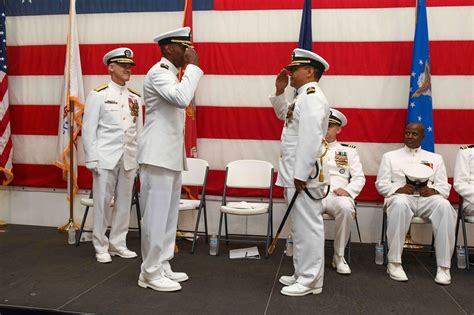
<box><xmin>163</xmin><ymin>269</ymin><xmax>189</xmax><ymax>282</ymax></box>
<box><xmin>138</xmin><ymin>274</ymin><xmax>182</xmax><ymax>292</ymax></box>
<box><xmin>279</xmin><ymin>275</ymin><xmax>296</xmax><ymax>286</ymax></box>
<box><xmin>434</xmin><ymin>267</ymin><xmax>451</xmax><ymax>285</ymax></box>
<box><xmin>281</xmin><ymin>283</ymin><xmax>322</xmax><ymax>297</ymax></box>
<box><xmin>387</xmin><ymin>263</ymin><xmax>408</xmax><ymax>282</ymax></box>
<box><xmin>332</xmin><ymin>255</ymin><xmax>351</xmax><ymax>275</ymax></box>
<box><xmin>109</xmin><ymin>248</ymin><xmax>138</xmax><ymax>259</ymax></box>
<box><xmin>96</xmin><ymin>252</ymin><xmax>112</xmax><ymax>264</ymax></box>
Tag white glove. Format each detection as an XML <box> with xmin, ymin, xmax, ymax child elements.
<box><xmin>86</xmin><ymin>161</ymin><xmax>99</xmax><ymax>173</ymax></box>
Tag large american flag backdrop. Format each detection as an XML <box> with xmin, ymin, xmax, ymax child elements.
<box><xmin>5</xmin><ymin>0</ymin><xmax>474</xmax><ymax>202</ymax></box>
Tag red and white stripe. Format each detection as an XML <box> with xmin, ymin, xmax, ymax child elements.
<box><xmin>6</xmin><ymin>3</ymin><xmax>474</xmax><ymax>201</ymax></box>
<box><xmin>0</xmin><ymin>70</ymin><xmax>14</xmax><ymax>185</ymax></box>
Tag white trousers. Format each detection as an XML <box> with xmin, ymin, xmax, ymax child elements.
<box><xmin>92</xmin><ymin>159</ymin><xmax>136</xmax><ymax>254</ymax></box>
<box><xmin>385</xmin><ymin>194</ymin><xmax>457</xmax><ymax>267</ymax></box>
<box><xmin>140</xmin><ymin>164</ymin><xmax>181</xmax><ymax>280</ymax></box>
<box><xmin>286</xmin><ymin>187</ymin><xmax>324</xmax><ymax>289</ymax></box>
<box><xmin>322</xmin><ymin>193</ymin><xmax>355</xmax><ymax>256</ymax></box>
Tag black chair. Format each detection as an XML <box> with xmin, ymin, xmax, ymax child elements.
<box><xmin>381</xmin><ymin>205</ymin><xmax>435</xmax><ymax>264</ymax></box>
<box><xmin>323</xmin><ymin>205</ymin><xmax>362</xmax><ymax>263</ymax></box>
<box><xmin>76</xmin><ymin>174</ymin><xmax>141</xmax><ymax>246</ymax></box>
<box><xmin>454</xmin><ymin>196</ymin><xmax>473</xmax><ymax>270</ymax></box>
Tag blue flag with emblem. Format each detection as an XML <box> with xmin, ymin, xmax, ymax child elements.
<box><xmin>298</xmin><ymin>0</ymin><xmax>312</xmax><ymax>50</ymax></box>
<box><xmin>407</xmin><ymin>0</ymin><xmax>434</xmax><ymax>152</ymax></box>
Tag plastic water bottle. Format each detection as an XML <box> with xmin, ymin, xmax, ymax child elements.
<box><xmin>209</xmin><ymin>234</ymin><xmax>218</xmax><ymax>256</ymax></box>
<box><xmin>375</xmin><ymin>241</ymin><xmax>384</xmax><ymax>265</ymax></box>
<box><xmin>456</xmin><ymin>246</ymin><xmax>467</xmax><ymax>269</ymax></box>
<box><xmin>67</xmin><ymin>227</ymin><xmax>76</xmax><ymax>245</ymax></box>
<box><xmin>285</xmin><ymin>234</ymin><xmax>293</xmax><ymax>257</ymax></box>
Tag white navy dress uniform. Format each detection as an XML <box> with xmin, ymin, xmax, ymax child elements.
<box><xmin>375</xmin><ymin>146</ymin><xmax>456</xmax><ymax>284</ymax></box>
<box><xmin>454</xmin><ymin>145</ymin><xmax>474</xmax><ymax>215</ymax></box>
<box><xmin>82</xmin><ymin>47</ymin><xmax>143</xmax><ymax>263</ymax></box>
<box><xmin>322</xmin><ymin>109</ymin><xmax>365</xmax><ymax>274</ymax></box>
<box><xmin>137</xmin><ymin>27</ymin><xmax>203</xmax><ymax>292</ymax></box>
<box><xmin>269</xmin><ymin>48</ymin><xmax>330</xmax><ymax>296</ymax></box>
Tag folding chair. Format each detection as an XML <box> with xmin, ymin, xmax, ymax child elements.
<box><xmin>216</xmin><ymin>160</ymin><xmax>274</xmax><ymax>258</ymax></box>
<box><xmin>454</xmin><ymin>196</ymin><xmax>473</xmax><ymax>270</ymax></box>
<box><xmin>381</xmin><ymin>205</ymin><xmax>434</xmax><ymax>264</ymax></box>
<box><xmin>323</xmin><ymin>205</ymin><xmax>362</xmax><ymax>263</ymax></box>
<box><xmin>177</xmin><ymin>158</ymin><xmax>210</xmax><ymax>253</ymax></box>
<box><xmin>76</xmin><ymin>174</ymin><xmax>141</xmax><ymax>246</ymax></box>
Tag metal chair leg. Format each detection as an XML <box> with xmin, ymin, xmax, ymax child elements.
<box><xmin>76</xmin><ymin>205</ymin><xmax>90</xmax><ymax>247</ymax></box>
<box><xmin>76</xmin><ymin>190</ymin><xmax>93</xmax><ymax>247</ymax></box>
<box><xmin>217</xmin><ymin>212</ymin><xmax>224</xmax><ymax>256</ymax></box>
<box><xmin>224</xmin><ymin>213</ymin><xmax>229</xmax><ymax>246</ymax></box>
<box><xmin>203</xmin><ymin>203</ymin><xmax>209</xmax><ymax>243</ymax></box>
<box><xmin>191</xmin><ymin>205</ymin><xmax>203</xmax><ymax>254</ymax></box>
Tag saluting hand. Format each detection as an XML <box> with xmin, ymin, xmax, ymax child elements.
<box><xmin>184</xmin><ymin>47</ymin><xmax>199</xmax><ymax>66</ymax></box>
<box><xmin>275</xmin><ymin>69</ymin><xmax>289</xmax><ymax>95</ymax></box>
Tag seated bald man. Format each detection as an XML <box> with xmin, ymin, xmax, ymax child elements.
<box><xmin>375</xmin><ymin>122</ymin><xmax>456</xmax><ymax>285</ymax></box>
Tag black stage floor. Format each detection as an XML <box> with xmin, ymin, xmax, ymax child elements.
<box><xmin>0</xmin><ymin>225</ymin><xmax>473</xmax><ymax>315</ymax></box>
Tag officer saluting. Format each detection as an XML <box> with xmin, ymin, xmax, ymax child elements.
<box><xmin>323</xmin><ymin>108</ymin><xmax>365</xmax><ymax>275</ymax></box>
<box><xmin>82</xmin><ymin>47</ymin><xmax>143</xmax><ymax>263</ymax></box>
<box><xmin>269</xmin><ymin>48</ymin><xmax>330</xmax><ymax>297</ymax></box>
<box><xmin>137</xmin><ymin>27</ymin><xmax>203</xmax><ymax>292</ymax></box>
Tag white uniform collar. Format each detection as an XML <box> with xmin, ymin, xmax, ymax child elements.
<box><xmin>296</xmin><ymin>81</ymin><xmax>318</xmax><ymax>96</ymax></box>
<box><xmin>328</xmin><ymin>140</ymin><xmax>339</xmax><ymax>149</ymax></box>
<box><xmin>403</xmin><ymin>145</ymin><xmax>421</xmax><ymax>154</ymax></box>
<box><xmin>161</xmin><ymin>57</ymin><xmax>179</xmax><ymax>76</ymax></box>
<box><xmin>109</xmin><ymin>80</ymin><xmax>127</xmax><ymax>92</ymax></box>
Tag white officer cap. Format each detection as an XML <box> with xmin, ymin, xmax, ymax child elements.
<box><xmin>285</xmin><ymin>48</ymin><xmax>330</xmax><ymax>72</ymax></box>
<box><xmin>153</xmin><ymin>26</ymin><xmax>192</xmax><ymax>47</ymax></box>
<box><xmin>102</xmin><ymin>47</ymin><xmax>135</xmax><ymax>66</ymax></box>
<box><xmin>402</xmin><ymin>163</ymin><xmax>434</xmax><ymax>183</ymax></box>
<box><xmin>329</xmin><ymin>108</ymin><xmax>347</xmax><ymax>127</ymax></box>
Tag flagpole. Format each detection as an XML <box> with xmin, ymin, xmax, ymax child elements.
<box><xmin>58</xmin><ymin>0</ymin><xmax>79</xmax><ymax>233</ymax></box>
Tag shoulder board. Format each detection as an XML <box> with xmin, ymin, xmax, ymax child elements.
<box><xmin>127</xmin><ymin>88</ymin><xmax>141</xmax><ymax>97</ymax></box>
<box><xmin>341</xmin><ymin>143</ymin><xmax>356</xmax><ymax>148</ymax></box>
<box><xmin>94</xmin><ymin>84</ymin><xmax>108</xmax><ymax>92</ymax></box>
<box><xmin>306</xmin><ymin>86</ymin><xmax>316</xmax><ymax>95</ymax></box>
<box><xmin>160</xmin><ymin>63</ymin><xmax>169</xmax><ymax>70</ymax></box>
<box><xmin>460</xmin><ymin>144</ymin><xmax>474</xmax><ymax>150</ymax></box>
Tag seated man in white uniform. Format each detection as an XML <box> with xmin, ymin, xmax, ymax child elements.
<box><xmin>454</xmin><ymin>145</ymin><xmax>474</xmax><ymax>216</ymax></box>
<box><xmin>375</xmin><ymin>122</ymin><xmax>456</xmax><ymax>285</ymax></box>
<box><xmin>82</xmin><ymin>47</ymin><xmax>143</xmax><ymax>263</ymax></box>
<box><xmin>323</xmin><ymin>108</ymin><xmax>365</xmax><ymax>275</ymax></box>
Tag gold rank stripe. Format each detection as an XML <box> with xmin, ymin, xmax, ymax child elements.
<box><xmin>171</xmin><ymin>39</ymin><xmax>192</xmax><ymax>45</ymax></box>
<box><xmin>109</xmin><ymin>57</ymin><xmax>135</xmax><ymax>64</ymax></box>
<box><xmin>94</xmin><ymin>84</ymin><xmax>108</xmax><ymax>92</ymax></box>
